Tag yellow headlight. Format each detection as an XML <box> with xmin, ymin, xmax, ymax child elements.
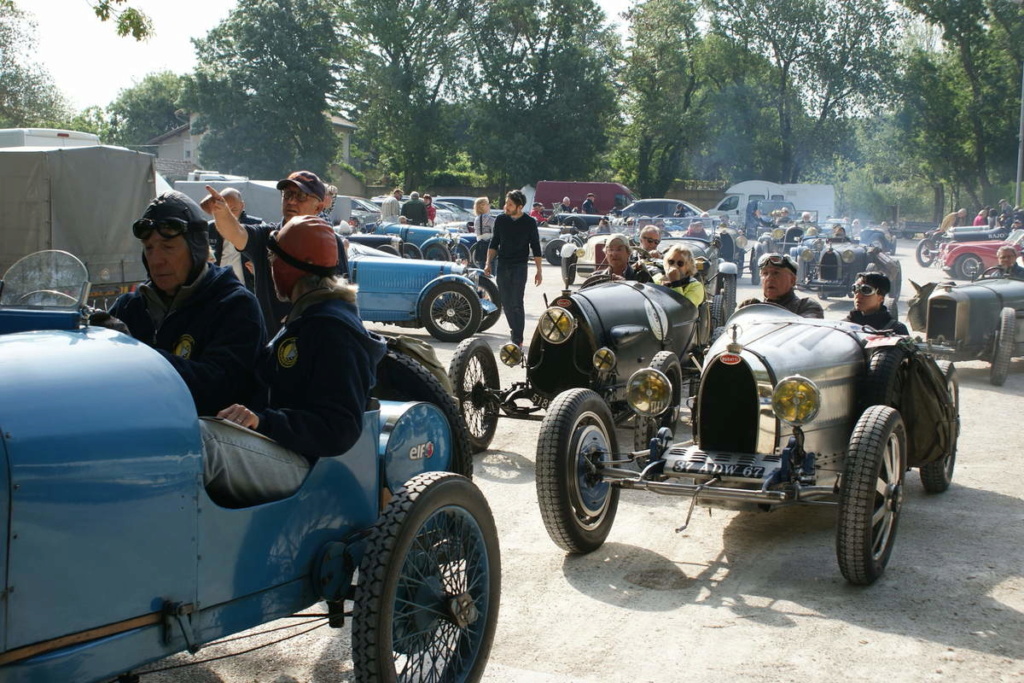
<box><xmin>626</xmin><ymin>368</ymin><xmax>672</xmax><ymax>417</ymax></box>
<box><xmin>841</xmin><ymin>249</ymin><xmax>856</xmax><ymax>263</ymax></box>
<box><xmin>593</xmin><ymin>347</ymin><xmax>616</xmax><ymax>372</ymax></box>
<box><xmin>771</xmin><ymin>376</ymin><xmax>820</xmax><ymax>426</ymax></box>
<box><xmin>499</xmin><ymin>342</ymin><xmax>523</xmax><ymax>367</ymax></box>
<box><xmin>772</xmin><ymin>228</ymin><xmax>785</xmax><ymax>240</ymax></box>
<box><xmin>800</xmin><ymin>248</ymin><xmax>815</xmax><ymax>262</ymax></box>
<box><xmin>538</xmin><ymin>307</ymin><xmax>576</xmax><ymax>344</ymax></box>
<box><xmin>735</xmin><ymin>235</ymin><xmax>748</xmax><ymax>249</ymax></box>
<box><xmin>575</xmin><ymin>248</ymin><xmax>585</xmax><ymax>258</ymax></box>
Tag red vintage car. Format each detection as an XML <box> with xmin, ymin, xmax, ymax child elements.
<box><xmin>940</xmin><ymin>228</ymin><xmax>1024</xmax><ymax>280</ymax></box>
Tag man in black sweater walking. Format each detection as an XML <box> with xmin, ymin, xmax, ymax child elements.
<box><xmin>484</xmin><ymin>190</ymin><xmax>543</xmax><ymax>347</ymax></box>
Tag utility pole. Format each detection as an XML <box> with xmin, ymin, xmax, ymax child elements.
<box><xmin>1017</xmin><ymin>60</ymin><xmax>1023</xmax><ymax>207</ymax></box>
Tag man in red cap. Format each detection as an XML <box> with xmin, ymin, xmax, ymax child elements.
<box><xmin>203</xmin><ymin>170</ymin><xmax>348</xmax><ymax>335</ymax></box>
<box><xmin>200</xmin><ymin>215</ymin><xmax>386</xmax><ymax>507</ymax></box>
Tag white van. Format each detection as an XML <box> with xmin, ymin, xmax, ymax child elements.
<box><xmin>710</xmin><ymin>180</ymin><xmax>835</xmax><ymax>225</ymax></box>
<box><xmin>0</xmin><ymin>128</ymin><xmax>100</xmax><ymax>148</ymax></box>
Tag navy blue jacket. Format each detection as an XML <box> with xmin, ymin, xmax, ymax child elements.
<box><xmin>251</xmin><ymin>294</ymin><xmax>386</xmax><ymax>462</ymax></box>
<box><xmin>110</xmin><ymin>264</ymin><xmax>266</xmax><ymax>416</ymax></box>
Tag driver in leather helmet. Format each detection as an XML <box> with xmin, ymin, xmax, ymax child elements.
<box><xmin>104</xmin><ymin>191</ymin><xmax>266</xmax><ymax>416</ymax></box>
<box><xmin>201</xmin><ymin>215</ymin><xmax>386</xmax><ymax>507</ymax></box>
<box><xmin>739</xmin><ymin>253</ymin><xmax>824</xmax><ymax>318</ymax></box>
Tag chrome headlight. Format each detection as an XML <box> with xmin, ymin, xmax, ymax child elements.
<box><xmin>799</xmin><ymin>248</ymin><xmax>815</xmax><ymax>262</ymax></box>
<box><xmin>593</xmin><ymin>347</ymin><xmax>616</xmax><ymax>372</ymax></box>
<box><xmin>499</xmin><ymin>342</ymin><xmax>523</xmax><ymax>367</ymax></box>
<box><xmin>538</xmin><ymin>307</ymin><xmax>576</xmax><ymax>344</ymax></box>
<box><xmin>771</xmin><ymin>376</ymin><xmax>820</xmax><ymax>426</ymax></box>
<box><xmin>627</xmin><ymin>368</ymin><xmax>672</xmax><ymax>417</ymax></box>
<box><xmin>814</xmin><ymin>238</ymin><xmax>824</xmax><ymax>250</ymax></box>
<box><xmin>841</xmin><ymin>249</ymin><xmax>856</xmax><ymax>264</ymax></box>
<box><xmin>735</xmin><ymin>235</ymin><xmax>749</xmax><ymax>249</ymax></box>
<box><xmin>390</xmin><ymin>236</ymin><xmax>402</xmax><ymax>245</ymax></box>
<box><xmin>772</xmin><ymin>228</ymin><xmax>785</xmax><ymax>240</ymax></box>
<box><xmin>575</xmin><ymin>247</ymin><xmax>585</xmax><ymax>258</ymax></box>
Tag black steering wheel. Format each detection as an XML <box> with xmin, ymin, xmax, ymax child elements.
<box><xmin>580</xmin><ymin>272</ymin><xmax>617</xmax><ymax>289</ymax></box>
<box><xmin>979</xmin><ymin>266</ymin><xmax>1005</xmax><ymax>280</ymax></box>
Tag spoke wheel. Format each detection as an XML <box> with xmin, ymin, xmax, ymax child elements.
<box><xmin>420</xmin><ymin>282</ymin><xmax>482</xmax><ymax>343</ymax></box>
<box><xmin>400</xmin><ymin>242</ymin><xmax>422</xmax><ymax>259</ymax></box>
<box><xmin>536</xmin><ymin>389</ymin><xmax>619</xmax><ymax>554</ymax></box>
<box><xmin>448</xmin><ymin>338</ymin><xmax>500</xmax><ymax>453</ymax></box>
<box><xmin>423</xmin><ymin>243</ymin><xmax>453</xmax><ymax>261</ymax></box>
<box><xmin>953</xmin><ymin>253</ymin><xmax>982</xmax><ymax>280</ymax></box>
<box><xmin>353</xmin><ymin>472</ymin><xmax>500</xmax><ymax>683</ymax></box>
<box><xmin>837</xmin><ymin>406</ymin><xmax>906</xmax><ymax>585</ymax></box>
<box><xmin>915</xmin><ymin>238</ymin><xmax>937</xmax><ymax>268</ymax></box>
<box><xmin>474</xmin><ymin>276</ymin><xmax>502</xmax><ymax>333</ymax></box>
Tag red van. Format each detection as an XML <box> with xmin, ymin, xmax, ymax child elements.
<box><xmin>534</xmin><ymin>181</ymin><xmax>637</xmax><ymax>215</ymax></box>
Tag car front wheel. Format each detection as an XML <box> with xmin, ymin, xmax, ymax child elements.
<box><xmin>953</xmin><ymin>253</ymin><xmax>983</xmax><ymax>280</ymax></box>
<box><xmin>836</xmin><ymin>405</ymin><xmax>906</xmax><ymax>585</ymax></box>
<box><xmin>990</xmin><ymin>307</ymin><xmax>1016</xmax><ymax>386</ymax></box>
<box><xmin>420</xmin><ymin>282</ymin><xmax>482</xmax><ymax>343</ymax></box>
<box><xmin>352</xmin><ymin>472</ymin><xmax>500</xmax><ymax>682</ymax></box>
<box><xmin>536</xmin><ymin>389</ymin><xmax>619</xmax><ymax>553</ymax></box>
<box><xmin>448</xmin><ymin>338</ymin><xmax>500</xmax><ymax>453</ymax></box>
<box><xmin>920</xmin><ymin>361</ymin><xmax>958</xmax><ymax>493</ymax></box>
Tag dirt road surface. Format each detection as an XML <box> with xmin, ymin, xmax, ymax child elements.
<box><xmin>150</xmin><ymin>241</ymin><xmax>1024</xmax><ymax>683</ymax></box>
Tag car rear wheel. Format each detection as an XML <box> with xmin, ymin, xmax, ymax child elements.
<box><xmin>377</xmin><ymin>244</ymin><xmax>400</xmax><ymax>256</ymax></box>
<box><xmin>400</xmin><ymin>242</ymin><xmax>422</xmax><ymax>259</ymax></box>
<box><xmin>420</xmin><ymin>282</ymin><xmax>482</xmax><ymax>343</ymax></box>
<box><xmin>448</xmin><ymin>338</ymin><xmax>500</xmax><ymax>453</ymax></box>
<box><xmin>920</xmin><ymin>361</ymin><xmax>958</xmax><ymax>493</ymax></box>
<box><xmin>719</xmin><ymin>274</ymin><xmax>737</xmax><ymax>319</ymax></box>
<box><xmin>475</xmin><ymin>276</ymin><xmax>502</xmax><ymax>332</ymax></box>
<box><xmin>423</xmin><ymin>242</ymin><xmax>452</xmax><ymax>261</ymax></box>
<box><xmin>915</xmin><ymin>238</ymin><xmax>938</xmax><ymax>268</ymax></box>
<box><xmin>990</xmin><ymin>307</ymin><xmax>1015</xmax><ymax>386</ymax></box>
<box><xmin>536</xmin><ymin>389</ymin><xmax>619</xmax><ymax>553</ymax></box>
<box><xmin>453</xmin><ymin>242</ymin><xmax>471</xmax><ymax>263</ymax></box>
<box><xmin>859</xmin><ymin>346</ymin><xmax>907</xmax><ymax>412</ymax></box>
<box><xmin>710</xmin><ymin>293</ymin><xmax>725</xmax><ymax>329</ymax></box>
<box><xmin>836</xmin><ymin>405</ymin><xmax>906</xmax><ymax>585</ymax></box>
<box><xmin>352</xmin><ymin>472</ymin><xmax>500</xmax><ymax>682</ymax></box>
<box><xmin>953</xmin><ymin>253</ymin><xmax>983</xmax><ymax>280</ymax></box>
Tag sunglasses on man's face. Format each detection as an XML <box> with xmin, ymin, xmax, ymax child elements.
<box><xmin>851</xmin><ymin>284</ymin><xmax>880</xmax><ymax>296</ymax></box>
<box><xmin>666</xmin><ymin>258</ymin><xmax>687</xmax><ymax>266</ymax></box>
<box><xmin>642</xmin><ymin>237</ymin><xmax>660</xmax><ymax>245</ymax></box>
<box><xmin>132</xmin><ymin>217</ymin><xmax>188</xmax><ymax>240</ymax></box>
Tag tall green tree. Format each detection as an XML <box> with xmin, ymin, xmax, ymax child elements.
<box><xmin>337</xmin><ymin>0</ymin><xmax>472</xmax><ymax>191</ymax></box>
<box><xmin>614</xmin><ymin>0</ymin><xmax>703</xmax><ymax>197</ymax></box>
<box><xmin>707</xmin><ymin>0</ymin><xmax>897</xmax><ymax>182</ymax></box>
<box><xmin>0</xmin><ymin>2</ymin><xmax>71</xmax><ymax>127</ymax></box>
<box><xmin>463</xmin><ymin>0</ymin><xmax>619</xmax><ymax>190</ymax></box>
<box><xmin>182</xmin><ymin>0</ymin><xmax>344</xmax><ymax>179</ymax></box>
<box><xmin>107</xmin><ymin>71</ymin><xmax>187</xmax><ymax>147</ymax></box>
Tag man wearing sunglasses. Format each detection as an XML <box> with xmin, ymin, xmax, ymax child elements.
<box><xmin>105</xmin><ymin>192</ymin><xmax>266</xmax><ymax>416</ymax></box>
<box><xmin>638</xmin><ymin>224</ymin><xmax>662</xmax><ymax>257</ymax></box>
<box><xmin>739</xmin><ymin>253</ymin><xmax>823</xmax><ymax>318</ymax></box>
<box><xmin>845</xmin><ymin>272</ymin><xmax>908</xmax><ymax>334</ymax></box>
<box><xmin>203</xmin><ymin>170</ymin><xmax>348</xmax><ymax>336</ymax></box>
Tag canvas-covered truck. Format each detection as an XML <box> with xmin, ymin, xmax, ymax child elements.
<box><xmin>0</xmin><ymin>145</ymin><xmax>157</xmax><ymax>307</ymax></box>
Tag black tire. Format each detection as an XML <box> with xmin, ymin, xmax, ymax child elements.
<box><xmin>377</xmin><ymin>244</ymin><xmax>400</xmax><ymax>256</ymax></box>
<box><xmin>990</xmin><ymin>307</ymin><xmax>1015</xmax><ymax>386</ymax></box>
<box><xmin>836</xmin><ymin>405</ymin><xmax>906</xmax><ymax>585</ymax></box>
<box><xmin>423</xmin><ymin>242</ymin><xmax>452</xmax><ymax>261</ymax></box>
<box><xmin>469</xmin><ymin>241</ymin><xmax>489</xmax><ymax>268</ymax></box>
<box><xmin>720</xmin><ymin>274</ymin><xmax>737</xmax><ymax>319</ymax></box>
<box><xmin>859</xmin><ymin>346</ymin><xmax>908</xmax><ymax>412</ymax></box>
<box><xmin>536</xmin><ymin>389</ymin><xmax>619</xmax><ymax>553</ymax></box>
<box><xmin>374</xmin><ymin>346</ymin><xmax>473</xmax><ymax>478</ymax></box>
<box><xmin>920</xmin><ymin>361</ymin><xmax>958</xmax><ymax>493</ymax></box>
<box><xmin>544</xmin><ymin>239</ymin><xmax>565</xmax><ymax>266</ymax></box>
<box><xmin>352</xmin><ymin>472</ymin><xmax>500</xmax><ymax>682</ymax></box>
<box><xmin>889</xmin><ymin>261</ymin><xmax>902</xmax><ymax>301</ymax></box>
<box><xmin>448</xmin><ymin>338</ymin><xmax>500</xmax><ymax>453</ymax></box>
<box><xmin>475</xmin><ymin>275</ymin><xmax>502</xmax><ymax>333</ymax></box>
<box><xmin>915</xmin><ymin>238</ymin><xmax>937</xmax><ymax>268</ymax></box>
<box><xmin>419</xmin><ymin>281</ymin><xmax>482</xmax><ymax>343</ymax></box>
<box><xmin>710</xmin><ymin>293</ymin><xmax>725</xmax><ymax>329</ymax></box>
<box><xmin>953</xmin><ymin>253</ymin><xmax>983</xmax><ymax>280</ymax></box>
<box><xmin>751</xmin><ymin>244</ymin><xmax>763</xmax><ymax>285</ymax></box>
<box><xmin>454</xmin><ymin>242</ymin><xmax>471</xmax><ymax>263</ymax></box>
<box><xmin>400</xmin><ymin>242</ymin><xmax>422</xmax><ymax>259</ymax></box>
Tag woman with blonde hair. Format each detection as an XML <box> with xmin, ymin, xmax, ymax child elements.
<box><xmin>472</xmin><ymin>196</ymin><xmax>495</xmax><ymax>269</ymax></box>
<box><xmin>657</xmin><ymin>244</ymin><xmax>704</xmax><ymax>307</ymax></box>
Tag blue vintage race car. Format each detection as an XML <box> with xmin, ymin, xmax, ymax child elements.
<box><xmin>371</xmin><ymin>221</ymin><xmax>473</xmax><ymax>262</ymax></box>
<box><xmin>348</xmin><ymin>243</ymin><xmax>500</xmax><ymax>343</ymax></box>
<box><xmin>0</xmin><ymin>251</ymin><xmax>500</xmax><ymax>683</ymax></box>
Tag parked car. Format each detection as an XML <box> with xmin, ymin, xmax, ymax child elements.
<box><xmin>372</xmin><ymin>222</ymin><xmax>471</xmax><ymax>261</ymax></box>
<box><xmin>0</xmin><ymin>250</ymin><xmax>500</xmax><ymax>682</ymax></box>
<box><xmin>534</xmin><ymin>304</ymin><xmax>959</xmax><ymax>585</ymax></box>
<box><xmin>434</xmin><ymin>195</ymin><xmax>480</xmax><ymax>213</ymax></box>
<box><xmin>619</xmin><ymin>198</ymin><xmax>703</xmax><ymax>220</ymax></box>
<box><xmin>908</xmin><ymin>273</ymin><xmax>1024</xmax><ymax>386</ymax></box>
<box><xmin>916</xmin><ymin>223</ymin><xmax>1012</xmax><ymax>268</ymax></box>
<box><xmin>348</xmin><ymin>243</ymin><xmax>500</xmax><ymax>342</ymax></box>
<box><xmin>792</xmin><ymin>236</ymin><xmax>903</xmax><ymax>302</ymax></box>
<box><xmin>447</xmin><ymin>268</ymin><xmax>717</xmax><ymax>454</ymax></box>
<box><xmin>937</xmin><ymin>228</ymin><xmax>1024</xmax><ymax>280</ymax></box>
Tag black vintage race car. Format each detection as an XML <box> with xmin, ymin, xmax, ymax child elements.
<box><xmin>448</xmin><ymin>269</ymin><xmax>716</xmax><ymax>454</ymax></box>
<box><xmin>534</xmin><ymin>305</ymin><xmax>959</xmax><ymax>585</ymax></box>
<box><xmin>791</xmin><ymin>237</ymin><xmax>903</xmax><ymax>303</ymax></box>
<box><xmin>908</xmin><ymin>272</ymin><xmax>1024</xmax><ymax>386</ymax></box>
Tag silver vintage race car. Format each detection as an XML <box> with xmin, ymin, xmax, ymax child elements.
<box><xmin>535</xmin><ymin>305</ymin><xmax>959</xmax><ymax>585</ymax></box>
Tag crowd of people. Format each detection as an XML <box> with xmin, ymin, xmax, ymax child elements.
<box><xmin>943</xmin><ymin>199</ymin><xmax>1024</xmax><ymax>233</ymax></box>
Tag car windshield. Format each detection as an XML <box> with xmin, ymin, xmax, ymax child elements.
<box><xmin>0</xmin><ymin>250</ymin><xmax>89</xmax><ymax>309</ymax></box>
<box><xmin>1008</xmin><ymin>229</ymin><xmax>1024</xmax><ymax>246</ymax></box>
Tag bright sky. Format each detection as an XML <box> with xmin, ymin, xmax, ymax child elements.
<box><xmin>29</xmin><ymin>0</ymin><xmax>635</xmax><ymax>112</ymax></box>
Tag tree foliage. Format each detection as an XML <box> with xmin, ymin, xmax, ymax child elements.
<box><xmin>89</xmin><ymin>0</ymin><xmax>153</xmax><ymax>40</ymax></box>
<box><xmin>0</xmin><ymin>3</ymin><xmax>71</xmax><ymax>128</ymax></box>
<box><xmin>182</xmin><ymin>0</ymin><xmax>344</xmax><ymax>179</ymax></box>
<box><xmin>107</xmin><ymin>71</ymin><xmax>187</xmax><ymax>147</ymax></box>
